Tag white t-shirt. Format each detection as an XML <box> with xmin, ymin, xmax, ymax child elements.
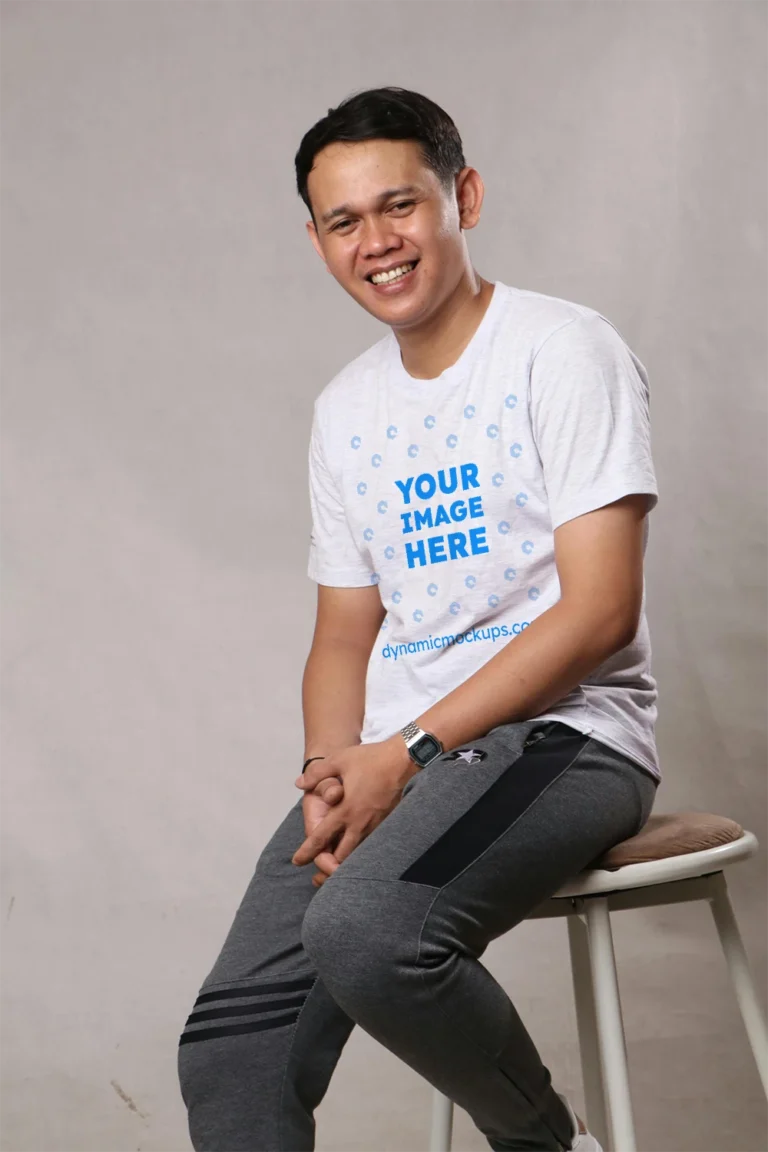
<box><xmin>307</xmin><ymin>282</ymin><xmax>661</xmax><ymax>781</ymax></box>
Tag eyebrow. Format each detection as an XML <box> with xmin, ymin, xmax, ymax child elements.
<box><xmin>320</xmin><ymin>185</ymin><xmax>422</xmax><ymax>227</ymax></box>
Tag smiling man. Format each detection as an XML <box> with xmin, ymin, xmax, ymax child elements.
<box><xmin>178</xmin><ymin>87</ymin><xmax>661</xmax><ymax>1152</ymax></box>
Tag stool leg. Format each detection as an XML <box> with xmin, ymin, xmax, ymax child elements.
<box><xmin>568</xmin><ymin>910</ymin><xmax>610</xmax><ymax>1149</ymax></box>
<box><xmin>585</xmin><ymin>897</ymin><xmax>637</xmax><ymax>1152</ymax></box>
<box><xmin>707</xmin><ymin>871</ymin><xmax>768</xmax><ymax>1096</ymax></box>
<box><xmin>430</xmin><ymin>1088</ymin><xmax>453</xmax><ymax>1152</ymax></box>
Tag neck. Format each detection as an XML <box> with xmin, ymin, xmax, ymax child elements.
<box><xmin>394</xmin><ymin>273</ymin><xmax>496</xmax><ymax>380</ymax></box>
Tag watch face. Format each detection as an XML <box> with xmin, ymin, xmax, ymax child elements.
<box><xmin>411</xmin><ymin>734</ymin><xmax>442</xmax><ymax>767</ymax></box>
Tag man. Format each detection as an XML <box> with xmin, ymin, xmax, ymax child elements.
<box><xmin>178</xmin><ymin>87</ymin><xmax>660</xmax><ymax>1152</ymax></box>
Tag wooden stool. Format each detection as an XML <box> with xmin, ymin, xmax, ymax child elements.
<box><xmin>429</xmin><ymin>812</ymin><xmax>766</xmax><ymax>1152</ymax></box>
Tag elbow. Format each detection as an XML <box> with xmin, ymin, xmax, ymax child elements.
<box><xmin>605</xmin><ymin>605</ymin><xmax>642</xmax><ymax>655</ymax></box>
<box><xmin>569</xmin><ymin>599</ymin><xmax>639</xmax><ymax>659</ymax></box>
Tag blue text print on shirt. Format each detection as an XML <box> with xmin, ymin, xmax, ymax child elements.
<box><xmin>393</xmin><ymin>462</ymin><xmax>490</xmax><ymax>569</ymax></box>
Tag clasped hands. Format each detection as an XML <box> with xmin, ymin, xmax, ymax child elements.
<box><xmin>292</xmin><ymin>739</ymin><xmax>417</xmax><ymax>888</ymax></box>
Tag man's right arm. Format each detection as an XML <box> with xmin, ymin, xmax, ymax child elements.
<box><xmin>302</xmin><ymin>583</ymin><xmax>386</xmax><ymax>764</ymax></box>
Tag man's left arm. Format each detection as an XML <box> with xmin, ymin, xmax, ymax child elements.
<box><xmin>392</xmin><ymin>491</ymin><xmax>650</xmax><ymax>765</ymax></box>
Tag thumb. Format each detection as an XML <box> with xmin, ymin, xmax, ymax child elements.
<box><xmin>316</xmin><ymin>778</ymin><xmax>344</xmax><ymax>804</ymax></box>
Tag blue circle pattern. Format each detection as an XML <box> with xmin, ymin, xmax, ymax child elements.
<box><xmin>352</xmin><ymin>402</ymin><xmax>535</xmax><ymax>618</ymax></box>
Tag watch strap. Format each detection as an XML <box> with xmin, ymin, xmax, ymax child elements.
<box><xmin>401</xmin><ymin>720</ymin><xmax>422</xmax><ymax>746</ymax></box>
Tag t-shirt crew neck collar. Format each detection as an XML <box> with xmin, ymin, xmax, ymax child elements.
<box><xmin>388</xmin><ymin>281</ymin><xmax>507</xmax><ymax>388</ymax></box>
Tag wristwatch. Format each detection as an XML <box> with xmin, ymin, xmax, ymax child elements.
<box><xmin>401</xmin><ymin>720</ymin><xmax>444</xmax><ymax>769</ymax></box>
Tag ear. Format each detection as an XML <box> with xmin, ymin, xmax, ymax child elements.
<box><xmin>306</xmin><ymin>220</ymin><xmax>327</xmax><ymax>266</ymax></box>
<box><xmin>455</xmin><ymin>167</ymin><xmax>485</xmax><ymax>231</ymax></box>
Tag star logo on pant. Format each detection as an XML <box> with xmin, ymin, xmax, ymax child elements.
<box><xmin>444</xmin><ymin>748</ymin><xmax>487</xmax><ymax>765</ymax></box>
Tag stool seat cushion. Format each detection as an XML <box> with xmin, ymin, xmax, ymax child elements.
<box><xmin>589</xmin><ymin>811</ymin><xmax>745</xmax><ymax>871</ymax></box>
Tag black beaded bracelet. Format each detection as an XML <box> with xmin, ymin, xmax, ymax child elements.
<box><xmin>302</xmin><ymin>756</ymin><xmax>325</xmax><ymax>774</ymax></box>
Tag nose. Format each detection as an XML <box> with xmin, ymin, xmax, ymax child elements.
<box><xmin>359</xmin><ymin>217</ymin><xmax>402</xmax><ymax>258</ymax></box>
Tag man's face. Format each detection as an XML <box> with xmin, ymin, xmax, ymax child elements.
<box><xmin>306</xmin><ymin>138</ymin><xmax>472</xmax><ymax>328</ymax></box>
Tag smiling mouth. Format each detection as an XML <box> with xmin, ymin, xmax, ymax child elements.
<box><xmin>366</xmin><ymin>260</ymin><xmax>419</xmax><ymax>284</ymax></box>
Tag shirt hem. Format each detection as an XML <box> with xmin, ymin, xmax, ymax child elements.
<box><xmin>551</xmin><ymin>481</ymin><xmax>659</xmax><ymax>532</ymax></box>
<box><xmin>533</xmin><ymin>712</ymin><xmax>661</xmax><ymax>784</ymax></box>
<box><xmin>308</xmin><ymin>566</ymin><xmax>375</xmax><ymax>587</ymax></box>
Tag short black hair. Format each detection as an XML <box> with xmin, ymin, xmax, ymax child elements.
<box><xmin>295</xmin><ymin>87</ymin><xmax>466</xmax><ymax>224</ymax></box>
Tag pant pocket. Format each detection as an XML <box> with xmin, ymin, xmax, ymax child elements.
<box><xmin>522</xmin><ymin>721</ymin><xmax>560</xmax><ymax>749</ymax></box>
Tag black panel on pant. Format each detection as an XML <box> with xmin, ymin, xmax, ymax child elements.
<box><xmin>398</xmin><ymin>724</ymin><xmax>590</xmax><ymax>888</ymax></box>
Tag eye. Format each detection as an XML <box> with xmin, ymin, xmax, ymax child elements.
<box><xmin>332</xmin><ymin>219</ymin><xmax>353</xmax><ymax>232</ymax></box>
<box><xmin>391</xmin><ymin>200</ymin><xmax>415</xmax><ymax>210</ymax></box>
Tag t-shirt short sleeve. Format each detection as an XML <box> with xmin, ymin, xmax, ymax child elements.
<box><xmin>307</xmin><ymin>402</ymin><xmax>376</xmax><ymax>587</ymax></box>
<box><xmin>529</xmin><ymin>314</ymin><xmax>659</xmax><ymax>531</ymax></box>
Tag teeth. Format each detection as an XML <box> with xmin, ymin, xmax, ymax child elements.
<box><xmin>371</xmin><ymin>263</ymin><xmax>415</xmax><ymax>285</ymax></box>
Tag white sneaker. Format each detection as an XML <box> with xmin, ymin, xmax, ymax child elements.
<box><xmin>556</xmin><ymin>1092</ymin><xmax>603</xmax><ymax>1152</ymax></box>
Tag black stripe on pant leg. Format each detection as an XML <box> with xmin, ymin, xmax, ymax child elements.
<box><xmin>179</xmin><ymin>1009</ymin><xmax>302</xmax><ymax>1046</ymax></box>
<box><xmin>185</xmin><ymin>993</ymin><xmax>308</xmax><ymax>1026</ymax></box>
<box><xmin>399</xmin><ymin>724</ymin><xmax>590</xmax><ymax>888</ymax></box>
<box><xmin>194</xmin><ymin>975</ymin><xmax>316</xmax><ymax>1007</ymax></box>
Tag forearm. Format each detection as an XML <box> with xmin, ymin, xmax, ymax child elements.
<box><xmin>302</xmin><ymin>638</ymin><xmax>370</xmax><ymax>760</ymax></box>
<box><xmin>408</xmin><ymin>599</ymin><xmax>631</xmax><ymax>755</ymax></box>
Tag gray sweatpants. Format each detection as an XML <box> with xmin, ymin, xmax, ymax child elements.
<box><xmin>178</xmin><ymin>719</ymin><xmax>658</xmax><ymax>1152</ymax></box>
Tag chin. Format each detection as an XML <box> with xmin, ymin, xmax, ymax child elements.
<box><xmin>366</xmin><ymin>290</ymin><xmax>432</xmax><ymax>331</ymax></box>
<box><xmin>373</xmin><ymin>299</ymin><xmax>426</xmax><ymax>325</ymax></box>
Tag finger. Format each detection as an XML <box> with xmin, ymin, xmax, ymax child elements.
<box><xmin>330</xmin><ymin>827</ymin><xmax>363</xmax><ymax>866</ymax></box>
<box><xmin>291</xmin><ymin>811</ymin><xmax>344</xmax><ymax>866</ymax></box>
<box><xmin>313</xmin><ymin>849</ymin><xmax>340</xmax><ymax>875</ymax></box>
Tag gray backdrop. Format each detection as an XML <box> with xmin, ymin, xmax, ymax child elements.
<box><xmin>2</xmin><ymin>2</ymin><xmax>766</xmax><ymax>1150</ymax></box>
